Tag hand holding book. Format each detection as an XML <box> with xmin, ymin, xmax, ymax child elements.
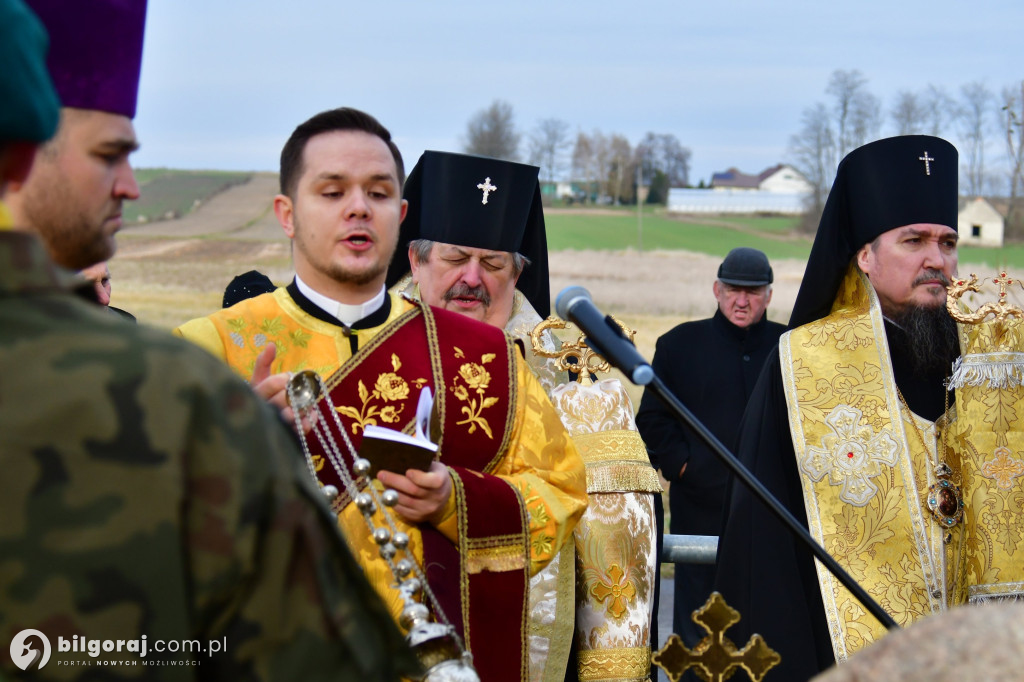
<box><xmin>360</xmin><ymin>387</ymin><xmax>438</xmax><ymax>478</ymax></box>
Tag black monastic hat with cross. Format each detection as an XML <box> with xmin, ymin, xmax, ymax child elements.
<box><xmin>386</xmin><ymin>150</ymin><xmax>551</xmax><ymax>317</ymax></box>
<box><xmin>788</xmin><ymin>135</ymin><xmax>958</xmax><ymax>329</ymax></box>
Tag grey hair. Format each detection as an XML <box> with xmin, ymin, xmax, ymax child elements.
<box><xmin>408</xmin><ymin>238</ymin><xmax>530</xmax><ymax>276</ymax></box>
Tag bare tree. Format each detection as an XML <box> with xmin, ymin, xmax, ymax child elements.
<box><xmin>891</xmin><ymin>90</ymin><xmax>929</xmax><ymax>135</ymax></box>
<box><xmin>923</xmin><ymin>84</ymin><xmax>956</xmax><ymax>137</ymax></box>
<box><xmin>463</xmin><ymin>100</ymin><xmax>520</xmax><ymax>161</ymax></box>
<box><xmin>608</xmin><ymin>134</ymin><xmax>633</xmax><ymax>204</ymax></box>
<box><xmin>826</xmin><ymin>69</ymin><xmax>879</xmax><ymax>158</ymax></box>
<box><xmin>571</xmin><ymin>131</ymin><xmax>594</xmax><ymax>203</ymax></box>
<box><xmin>788</xmin><ymin>102</ymin><xmax>836</xmax><ymax>232</ymax></box>
<box><xmin>957</xmin><ymin>81</ymin><xmax>995</xmax><ymax>197</ymax></box>
<box><xmin>635</xmin><ymin>132</ymin><xmax>692</xmax><ymax>203</ymax></box>
<box><xmin>1002</xmin><ymin>81</ymin><xmax>1024</xmax><ymax>236</ymax></box>
<box><xmin>636</xmin><ymin>133</ymin><xmax>691</xmax><ymax>186</ymax></box>
<box><xmin>850</xmin><ymin>91</ymin><xmax>882</xmax><ymax>148</ymax></box>
<box><xmin>591</xmin><ymin>131</ymin><xmax>611</xmax><ymax>200</ymax></box>
<box><xmin>528</xmin><ymin>118</ymin><xmax>571</xmax><ymax>186</ymax></box>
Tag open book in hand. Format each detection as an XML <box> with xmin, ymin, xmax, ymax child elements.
<box><xmin>360</xmin><ymin>387</ymin><xmax>439</xmax><ymax>478</ymax></box>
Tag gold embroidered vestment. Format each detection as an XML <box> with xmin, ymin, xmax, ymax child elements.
<box><xmin>780</xmin><ymin>266</ymin><xmax>962</xmax><ymax>662</ymax></box>
<box><xmin>174</xmin><ymin>290</ymin><xmax>588</xmax><ymax>649</ymax></box>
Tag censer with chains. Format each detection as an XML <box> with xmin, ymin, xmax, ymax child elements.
<box><xmin>286</xmin><ymin>370</ymin><xmax>480</xmax><ymax>682</ymax></box>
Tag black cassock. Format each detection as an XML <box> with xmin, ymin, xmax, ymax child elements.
<box><xmin>713</xmin><ymin>321</ymin><xmax>952</xmax><ymax>680</ymax></box>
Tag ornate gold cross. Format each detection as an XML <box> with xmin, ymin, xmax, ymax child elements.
<box><xmin>651</xmin><ymin>592</ymin><xmax>780</xmax><ymax>682</ymax></box>
<box><xmin>993</xmin><ymin>271</ymin><xmax>1015</xmax><ymax>300</ymax></box>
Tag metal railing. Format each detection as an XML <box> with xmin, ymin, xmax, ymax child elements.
<box><xmin>663</xmin><ymin>534</ymin><xmax>718</xmax><ymax>565</ymax></box>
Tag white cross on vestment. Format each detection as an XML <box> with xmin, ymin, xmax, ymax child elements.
<box><xmin>477</xmin><ymin>177</ymin><xmax>497</xmax><ymax>204</ymax></box>
<box><xmin>919</xmin><ymin>151</ymin><xmax>935</xmax><ymax>175</ymax></box>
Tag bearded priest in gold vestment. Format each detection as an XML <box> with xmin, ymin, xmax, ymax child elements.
<box><xmin>714</xmin><ymin>136</ymin><xmax>964</xmax><ymax>680</ymax></box>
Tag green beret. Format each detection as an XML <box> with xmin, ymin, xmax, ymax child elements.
<box><xmin>0</xmin><ymin>0</ymin><xmax>59</xmax><ymax>142</ymax></box>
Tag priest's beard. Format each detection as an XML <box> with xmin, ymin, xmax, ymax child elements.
<box><xmin>890</xmin><ymin>303</ymin><xmax>960</xmax><ymax>376</ymax></box>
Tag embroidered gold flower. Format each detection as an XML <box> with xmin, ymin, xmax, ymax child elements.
<box><xmin>375</xmin><ymin>372</ymin><xmax>410</xmax><ymax>402</ymax></box>
<box><xmin>589</xmin><ymin>564</ymin><xmax>636</xmax><ymax>620</ymax></box>
<box><xmin>451</xmin><ymin>352</ymin><xmax>500</xmax><ymax>438</ymax></box>
<box><xmin>335</xmin><ymin>355</ymin><xmax>416</xmax><ymax>432</ymax></box>
<box><xmin>532</xmin><ymin>533</ymin><xmax>553</xmax><ymax>558</ymax></box>
<box><xmin>289</xmin><ymin>328</ymin><xmax>312</xmax><ymax>348</ymax></box>
<box><xmin>832</xmin><ymin>505</ymin><xmax>860</xmax><ymax>545</ymax></box>
<box><xmin>524</xmin><ymin>487</ymin><xmax>551</xmax><ymax>527</ymax></box>
<box><xmin>259</xmin><ymin>316</ymin><xmax>286</xmax><ymax>336</ymax></box>
<box><xmin>458</xmin><ymin>363</ymin><xmax>491</xmax><ymax>390</ymax></box>
<box><xmin>876</xmin><ymin>555</ymin><xmax>928</xmax><ymax>625</ymax></box>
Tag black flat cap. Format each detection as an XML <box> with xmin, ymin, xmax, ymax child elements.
<box><xmin>718</xmin><ymin>247</ymin><xmax>773</xmax><ymax>286</ymax></box>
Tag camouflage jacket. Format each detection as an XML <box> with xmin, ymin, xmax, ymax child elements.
<box><xmin>0</xmin><ymin>232</ymin><xmax>420</xmax><ymax>680</ymax></box>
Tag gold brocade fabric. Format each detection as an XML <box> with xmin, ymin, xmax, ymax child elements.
<box><xmin>501</xmin><ymin>292</ymin><xmax>657</xmax><ymax>681</ymax></box>
<box><xmin>548</xmin><ymin>380</ymin><xmax>661</xmax><ymax>495</ymax></box>
<box><xmin>548</xmin><ymin>381</ymin><xmax>657</xmax><ymax>681</ymax></box>
<box><xmin>781</xmin><ymin>265</ymin><xmax>961</xmax><ymax>663</ymax></box>
<box><xmin>948</xmin><ymin>311</ymin><xmax>1024</xmax><ymax>603</ymax></box>
<box><xmin>175</xmin><ymin>291</ymin><xmax>587</xmax><ymax>638</ymax></box>
<box><xmin>578</xmin><ymin>646</ymin><xmax>652</xmax><ymax>682</ymax></box>
<box><xmin>573</xmin><ymin>491</ymin><xmax>656</xmax><ymax>680</ymax></box>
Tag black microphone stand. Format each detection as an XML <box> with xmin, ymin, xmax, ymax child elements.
<box><xmin>588</xmin><ymin>318</ymin><xmax>899</xmax><ymax>631</ymax></box>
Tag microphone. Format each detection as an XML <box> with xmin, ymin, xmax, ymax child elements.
<box><xmin>555</xmin><ymin>286</ymin><xmax>654</xmax><ymax>385</ymax></box>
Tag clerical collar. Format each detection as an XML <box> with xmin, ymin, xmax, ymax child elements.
<box><xmin>294</xmin><ymin>275</ymin><xmax>385</xmax><ymax>326</ymax></box>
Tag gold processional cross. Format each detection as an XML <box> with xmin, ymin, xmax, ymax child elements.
<box><xmin>651</xmin><ymin>592</ymin><xmax>781</xmax><ymax>682</ymax></box>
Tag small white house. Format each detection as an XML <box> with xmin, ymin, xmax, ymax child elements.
<box><xmin>710</xmin><ymin>164</ymin><xmax>812</xmax><ymax>194</ymax></box>
<box><xmin>958</xmin><ymin>197</ymin><xmax>1004</xmax><ymax>247</ymax></box>
<box><xmin>670</xmin><ymin>163</ymin><xmax>811</xmax><ymax>214</ymax></box>
<box><xmin>758</xmin><ymin>164</ymin><xmax>814</xmax><ymax>194</ymax></box>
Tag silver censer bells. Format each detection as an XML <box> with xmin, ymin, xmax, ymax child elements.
<box><xmin>286</xmin><ymin>370</ymin><xmax>479</xmax><ymax>681</ymax></box>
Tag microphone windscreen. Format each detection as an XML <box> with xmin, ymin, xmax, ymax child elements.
<box><xmin>555</xmin><ymin>286</ymin><xmax>592</xmax><ymax>319</ymax></box>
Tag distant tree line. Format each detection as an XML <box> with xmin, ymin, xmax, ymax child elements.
<box><xmin>790</xmin><ymin>70</ymin><xmax>1024</xmax><ymax>236</ymax></box>
<box><xmin>461</xmin><ymin>74</ymin><xmax>1024</xmax><ymax>231</ymax></box>
<box><xmin>463</xmin><ymin>100</ymin><xmax>691</xmax><ymax>205</ymax></box>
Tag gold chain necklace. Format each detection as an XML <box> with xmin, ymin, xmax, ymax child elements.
<box><xmin>895</xmin><ymin>386</ymin><xmax>965</xmax><ymax>543</ymax></box>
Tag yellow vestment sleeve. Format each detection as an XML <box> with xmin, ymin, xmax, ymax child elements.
<box><xmin>174</xmin><ymin>317</ymin><xmax>230</xmax><ymax>365</ymax></box>
<box><xmin>495</xmin><ymin>356</ymin><xmax>588</xmax><ymax>575</ymax></box>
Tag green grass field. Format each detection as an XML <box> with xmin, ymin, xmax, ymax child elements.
<box><xmin>125</xmin><ymin>169</ymin><xmax>252</xmax><ymax>224</ymax></box>
<box><xmin>123</xmin><ymin>169</ymin><xmax>1024</xmax><ymax>270</ymax></box>
<box><xmin>547</xmin><ymin>206</ymin><xmax>1024</xmax><ymax>269</ymax></box>
<box><xmin>546</xmin><ymin>210</ymin><xmax>812</xmax><ymax>259</ymax></box>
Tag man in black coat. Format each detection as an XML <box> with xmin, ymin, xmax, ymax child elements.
<box><xmin>635</xmin><ymin>247</ymin><xmax>785</xmax><ymax>653</ymax></box>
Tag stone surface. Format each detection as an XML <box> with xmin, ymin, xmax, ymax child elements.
<box><xmin>813</xmin><ymin>602</ymin><xmax>1024</xmax><ymax>682</ymax></box>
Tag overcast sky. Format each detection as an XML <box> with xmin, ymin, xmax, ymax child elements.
<box><xmin>133</xmin><ymin>0</ymin><xmax>1024</xmax><ymax>185</ymax></box>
